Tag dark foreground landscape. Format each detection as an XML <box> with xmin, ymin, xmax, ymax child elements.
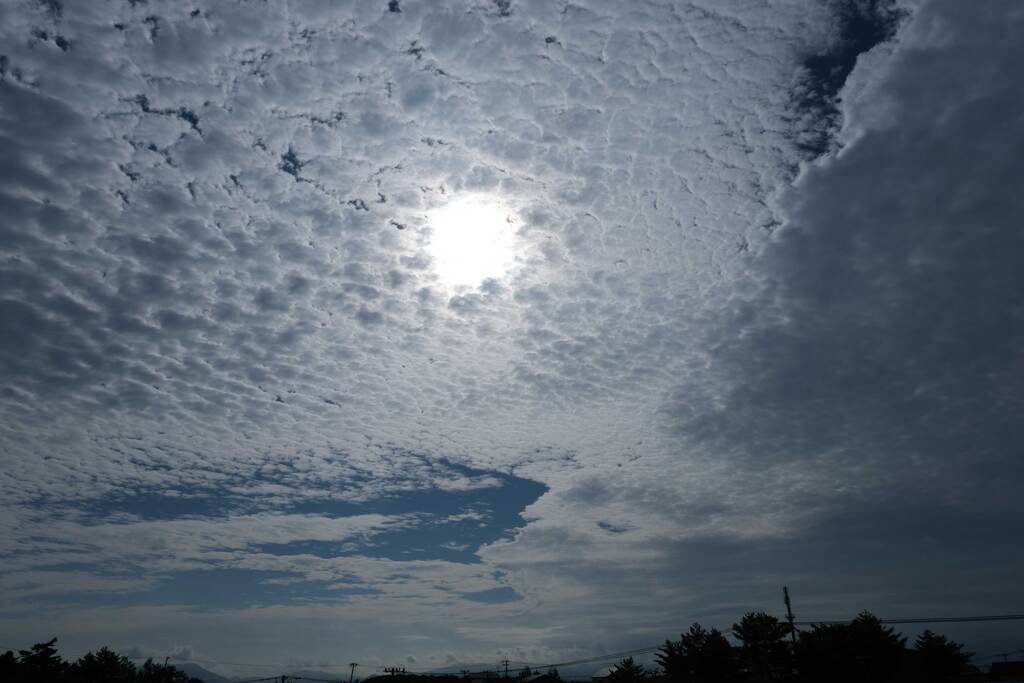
<box><xmin>4</xmin><ymin>609</ymin><xmax>1020</xmax><ymax>683</ymax></box>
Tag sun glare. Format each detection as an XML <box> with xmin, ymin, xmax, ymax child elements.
<box><xmin>426</xmin><ymin>197</ymin><xmax>517</xmax><ymax>288</ymax></box>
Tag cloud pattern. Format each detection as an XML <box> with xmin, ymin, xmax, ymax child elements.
<box><xmin>1</xmin><ymin>0</ymin><xmax>1021</xmax><ymax>674</ymax></box>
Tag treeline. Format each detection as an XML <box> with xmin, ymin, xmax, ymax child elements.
<box><xmin>0</xmin><ymin>611</ymin><xmax>980</xmax><ymax>683</ymax></box>
<box><xmin>608</xmin><ymin>611</ymin><xmax>974</xmax><ymax>683</ymax></box>
<box><xmin>0</xmin><ymin>639</ymin><xmax>202</xmax><ymax>683</ymax></box>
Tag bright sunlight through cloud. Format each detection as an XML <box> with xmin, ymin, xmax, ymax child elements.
<box><xmin>427</xmin><ymin>197</ymin><xmax>517</xmax><ymax>288</ymax></box>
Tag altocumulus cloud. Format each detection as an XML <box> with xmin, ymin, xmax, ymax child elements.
<box><xmin>0</xmin><ymin>0</ymin><xmax>1021</xmax><ymax>674</ymax></box>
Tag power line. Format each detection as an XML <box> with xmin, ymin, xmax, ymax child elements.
<box><xmin>793</xmin><ymin>614</ymin><xmax>1024</xmax><ymax>626</ymax></box>
<box><xmin>967</xmin><ymin>648</ymin><xmax>1024</xmax><ymax>662</ymax></box>
<box><xmin>6</xmin><ymin>613</ymin><xmax>1024</xmax><ymax>677</ymax></box>
<box><xmin>487</xmin><ymin>645</ymin><xmax>664</xmax><ymax>677</ymax></box>
<box><xmin>495</xmin><ymin>613</ymin><xmax>1024</xmax><ymax>676</ymax></box>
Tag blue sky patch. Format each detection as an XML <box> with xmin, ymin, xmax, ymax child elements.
<box><xmin>257</xmin><ymin>462</ymin><xmax>547</xmax><ymax>563</ymax></box>
<box><xmin>16</xmin><ymin>457</ymin><xmax>546</xmax><ymax>610</ymax></box>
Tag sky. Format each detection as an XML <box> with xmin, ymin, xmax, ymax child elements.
<box><xmin>1</xmin><ymin>0</ymin><xmax>1022</xmax><ymax>677</ymax></box>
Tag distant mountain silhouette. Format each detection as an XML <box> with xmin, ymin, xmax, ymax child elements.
<box><xmin>271</xmin><ymin>669</ymin><xmax>350</xmax><ymax>681</ymax></box>
<box><xmin>174</xmin><ymin>662</ymin><xmax>233</xmax><ymax>683</ymax></box>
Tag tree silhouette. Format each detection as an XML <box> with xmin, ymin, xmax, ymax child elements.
<box><xmin>657</xmin><ymin>623</ymin><xmax>737</xmax><ymax>683</ymax></box>
<box><xmin>137</xmin><ymin>657</ymin><xmax>191</xmax><ymax>683</ymax></box>
<box><xmin>731</xmin><ymin>611</ymin><xmax>791</xmax><ymax>682</ymax></box>
<box><xmin>682</xmin><ymin>624</ymin><xmax>737</xmax><ymax>683</ymax></box>
<box><xmin>18</xmin><ymin>638</ymin><xmax>68</xmax><ymax>682</ymax></box>
<box><xmin>71</xmin><ymin>646</ymin><xmax>138</xmax><ymax>683</ymax></box>
<box><xmin>655</xmin><ymin>637</ymin><xmax>685</xmax><ymax>681</ymax></box>
<box><xmin>609</xmin><ymin>656</ymin><xmax>647</xmax><ymax>683</ymax></box>
<box><xmin>796</xmin><ymin>611</ymin><xmax>905</xmax><ymax>683</ymax></box>
<box><xmin>518</xmin><ymin>666</ymin><xmax>534</xmax><ymax>679</ymax></box>
<box><xmin>546</xmin><ymin>667</ymin><xmax>561</xmax><ymax>680</ymax></box>
<box><xmin>914</xmin><ymin>630</ymin><xmax>973</xmax><ymax>682</ymax></box>
<box><xmin>1</xmin><ymin>650</ymin><xmax>18</xmax><ymax>681</ymax></box>
<box><xmin>0</xmin><ymin>640</ymin><xmax>204</xmax><ymax>683</ymax></box>
<box><xmin>0</xmin><ymin>615</ymin><xmax>977</xmax><ymax>683</ymax></box>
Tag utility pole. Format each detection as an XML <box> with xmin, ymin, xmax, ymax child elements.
<box><xmin>350</xmin><ymin>662</ymin><xmax>359</xmax><ymax>683</ymax></box>
<box><xmin>783</xmin><ymin>586</ymin><xmax>797</xmax><ymax>644</ymax></box>
<box><xmin>502</xmin><ymin>660</ymin><xmax>510</xmax><ymax>678</ymax></box>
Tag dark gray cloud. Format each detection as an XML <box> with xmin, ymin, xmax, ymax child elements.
<box><xmin>642</xmin><ymin>0</ymin><xmax>1022</xmax><ymax>643</ymax></box>
<box><xmin>671</xmin><ymin>0</ymin><xmax>1023</xmax><ymax>512</ymax></box>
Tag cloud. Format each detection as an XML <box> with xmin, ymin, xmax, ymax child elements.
<box><xmin>168</xmin><ymin>644</ymin><xmax>193</xmax><ymax>661</ymax></box>
<box><xmin>482</xmin><ymin>0</ymin><xmax>1024</xmax><ymax>659</ymax></box>
<box><xmin>667</xmin><ymin>0</ymin><xmax>1024</xmax><ymax>525</ymax></box>
<box><xmin>0</xmin><ymin>0</ymin><xmax>1020</xmax><ymax>672</ymax></box>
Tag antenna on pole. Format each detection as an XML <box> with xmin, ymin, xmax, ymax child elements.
<box><xmin>502</xmin><ymin>659</ymin><xmax>510</xmax><ymax>678</ymax></box>
<box><xmin>783</xmin><ymin>586</ymin><xmax>797</xmax><ymax>644</ymax></box>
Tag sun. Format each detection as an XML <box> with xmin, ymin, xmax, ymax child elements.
<box><xmin>426</xmin><ymin>196</ymin><xmax>517</xmax><ymax>288</ymax></box>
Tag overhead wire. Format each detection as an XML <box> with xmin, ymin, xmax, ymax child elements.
<box><xmin>4</xmin><ymin>612</ymin><xmax>1023</xmax><ymax>677</ymax></box>
<box><xmin>501</xmin><ymin>645</ymin><xmax>664</xmax><ymax>675</ymax></box>
<box><xmin>975</xmin><ymin>648</ymin><xmax>1024</xmax><ymax>662</ymax></box>
<box><xmin>499</xmin><ymin>614</ymin><xmax>1024</xmax><ymax>676</ymax></box>
<box><xmin>792</xmin><ymin>614</ymin><xmax>1024</xmax><ymax>626</ymax></box>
